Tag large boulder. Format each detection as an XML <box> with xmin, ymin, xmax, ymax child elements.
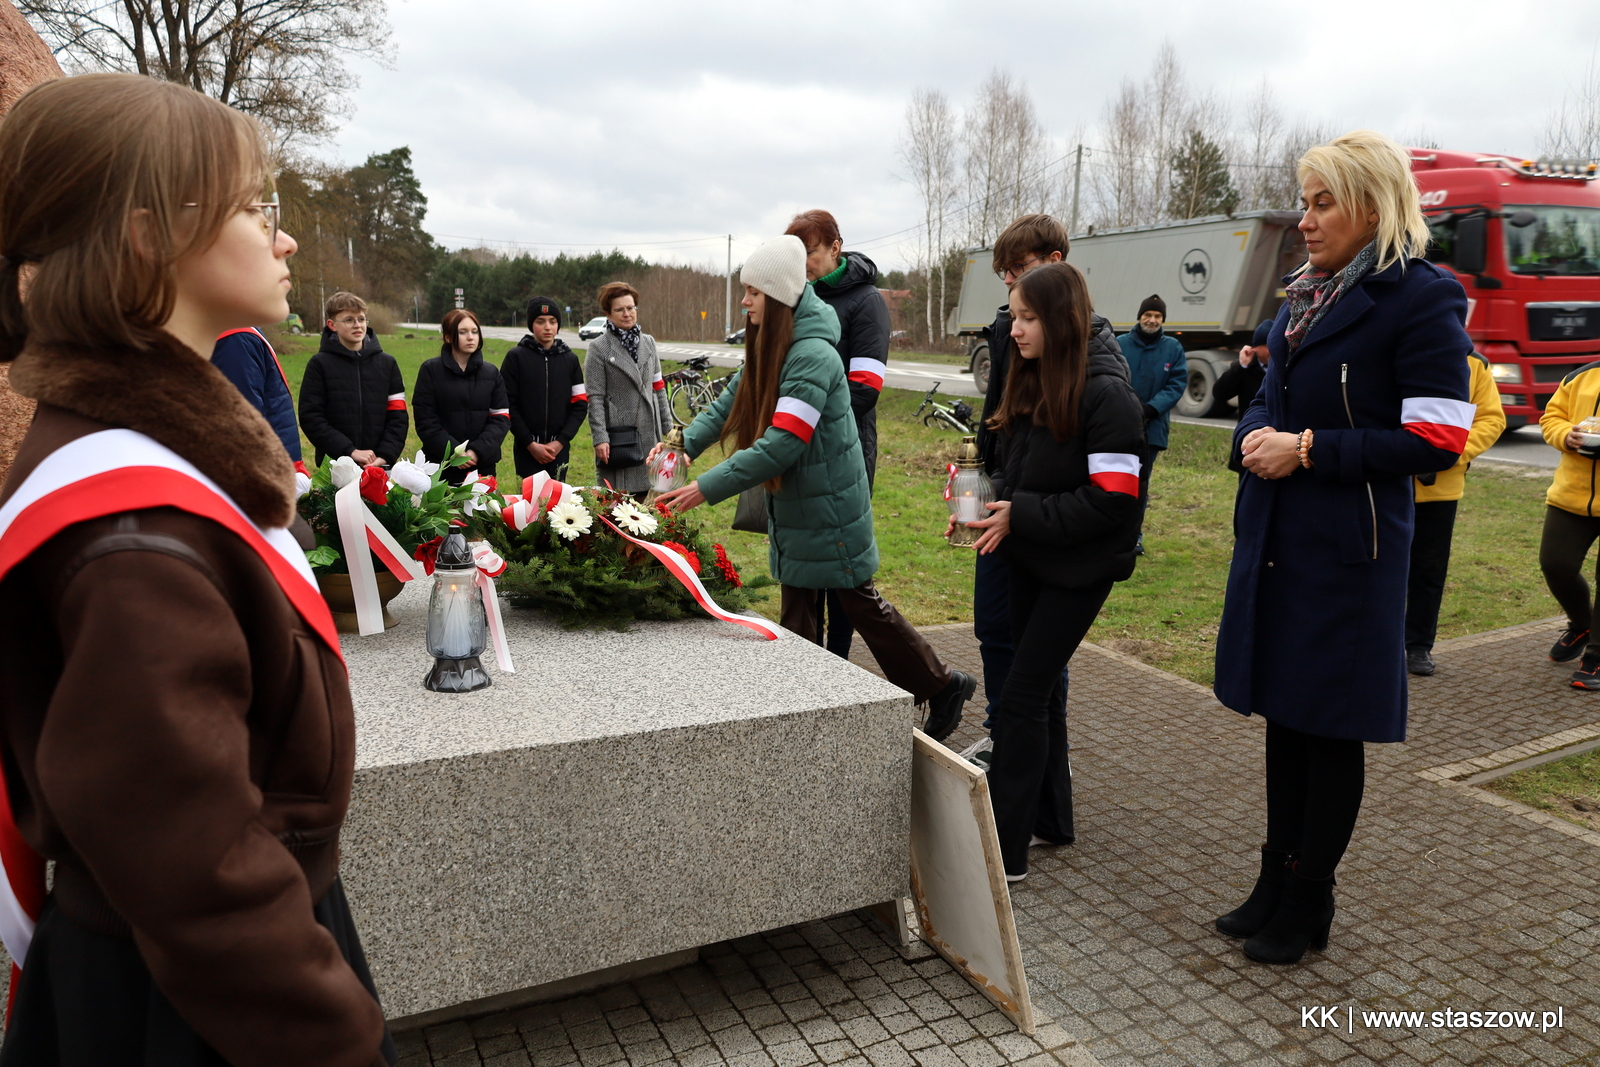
<box><xmin>0</xmin><ymin>2</ymin><xmax>59</xmax><ymax>481</ymax></box>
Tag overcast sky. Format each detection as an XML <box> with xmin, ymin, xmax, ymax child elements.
<box><xmin>332</xmin><ymin>0</ymin><xmax>1600</xmax><ymax>272</ymax></box>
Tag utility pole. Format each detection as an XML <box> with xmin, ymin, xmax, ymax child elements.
<box><xmin>1070</xmin><ymin>144</ymin><xmax>1084</xmax><ymax>235</ymax></box>
<box><xmin>347</xmin><ymin>236</ymin><xmax>354</xmax><ymax>271</ymax></box>
<box><xmin>724</xmin><ymin>234</ymin><xmax>733</xmax><ymax>339</ymax></box>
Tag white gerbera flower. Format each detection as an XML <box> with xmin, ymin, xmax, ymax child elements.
<box><xmin>611</xmin><ymin>501</ymin><xmax>658</xmax><ymax>536</ymax></box>
<box><xmin>547</xmin><ymin>500</ymin><xmax>594</xmax><ymax>540</ymax></box>
<box><xmin>329</xmin><ymin>455</ymin><xmax>361</xmax><ymax>488</ymax></box>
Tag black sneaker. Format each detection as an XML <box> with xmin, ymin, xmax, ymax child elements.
<box><xmin>1406</xmin><ymin>648</ymin><xmax>1435</xmax><ymax>676</ymax></box>
<box><xmin>1551</xmin><ymin>627</ymin><xmax>1590</xmax><ymax>662</ymax></box>
<box><xmin>1572</xmin><ymin>654</ymin><xmax>1600</xmax><ymax>690</ymax></box>
<box><xmin>923</xmin><ymin>670</ymin><xmax>977</xmax><ymax>742</ymax></box>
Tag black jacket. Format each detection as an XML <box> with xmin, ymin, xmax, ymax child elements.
<box><xmin>413</xmin><ymin>347</ymin><xmax>510</xmax><ymax>480</ymax></box>
<box><xmin>993</xmin><ymin>346</ymin><xmax>1146</xmax><ymax>589</ymax></box>
<box><xmin>977</xmin><ymin>307</ymin><xmax>1126</xmax><ymax>475</ymax></box>
<box><xmin>812</xmin><ymin>251</ymin><xmax>888</xmax><ymax>484</ymax></box>
<box><xmin>298</xmin><ymin>328</ymin><xmax>409</xmax><ymax>466</ymax></box>
<box><xmin>501</xmin><ymin>336</ymin><xmax>588</xmax><ymax>473</ymax></box>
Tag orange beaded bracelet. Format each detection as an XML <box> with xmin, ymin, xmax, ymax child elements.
<box><xmin>1297</xmin><ymin>428</ymin><xmax>1314</xmax><ymax>468</ymax></box>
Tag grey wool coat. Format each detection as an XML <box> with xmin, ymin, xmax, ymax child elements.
<box><xmin>584</xmin><ymin>329</ymin><xmax>673</xmax><ymax>493</ymax></box>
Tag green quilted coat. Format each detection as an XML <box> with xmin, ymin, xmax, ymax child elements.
<box><xmin>683</xmin><ymin>286</ymin><xmax>878</xmax><ymax>589</ymax></box>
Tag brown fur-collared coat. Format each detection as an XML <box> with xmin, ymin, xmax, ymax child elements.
<box><xmin>0</xmin><ymin>335</ymin><xmax>388</xmax><ymax>1067</ymax></box>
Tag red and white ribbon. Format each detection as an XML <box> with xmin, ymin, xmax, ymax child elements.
<box><xmin>466</xmin><ymin>541</ymin><xmax>515</xmax><ymax>672</ymax></box>
<box><xmin>943</xmin><ymin>463</ymin><xmax>958</xmax><ymax>501</ymax></box>
<box><xmin>335</xmin><ymin>477</ymin><xmax>427</xmax><ymax>635</ymax></box>
<box><xmin>597</xmin><ymin>514</ymin><xmax>781</xmax><ymax>641</ymax></box>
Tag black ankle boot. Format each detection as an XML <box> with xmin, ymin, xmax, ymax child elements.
<box><xmin>1242</xmin><ymin>867</ymin><xmax>1335</xmax><ymax>964</ymax></box>
<box><xmin>1215</xmin><ymin>847</ymin><xmax>1294</xmax><ymax>938</ymax></box>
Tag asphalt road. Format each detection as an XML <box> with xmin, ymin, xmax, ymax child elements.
<box><xmin>416</xmin><ymin>325</ymin><xmax>1555</xmax><ymax>467</ymax></box>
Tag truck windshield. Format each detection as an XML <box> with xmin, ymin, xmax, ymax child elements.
<box><xmin>1505</xmin><ymin>205</ymin><xmax>1600</xmax><ymax>275</ymax></box>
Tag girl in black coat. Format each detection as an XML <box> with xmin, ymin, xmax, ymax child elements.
<box><xmin>414</xmin><ymin>309</ymin><xmax>510</xmax><ymax>484</ymax></box>
<box><xmin>965</xmin><ymin>262</ymin><xmax>1145</xmax><ymax>882</ymax></box>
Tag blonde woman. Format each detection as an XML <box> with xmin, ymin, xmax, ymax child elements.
<box><xmin>1212</xmin><ymin>131</ymin><xmax>1474</xmax><ymax>964</ymax></box>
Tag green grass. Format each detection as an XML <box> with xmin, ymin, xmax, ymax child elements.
<box><xmin>272</xmin><ymin>328</ymin><xmax>1562</xmax><ymax>664</ymax></box>
<box><xmin>1483</xmin><ymin>748</ymin><xmax>1600</xmax><ymax>832</ymax></box>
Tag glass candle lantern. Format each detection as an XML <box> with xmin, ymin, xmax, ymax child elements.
<box><xmin>646</xmin><ymin>424</ymin><xmax>689</xmax><ymax>501</ymax></box>
<box><xmin>946</xmin><ymin>435</ymin><xmax>995</xmax><ymax>548</ymax></box>
<box><xmin>423</xmin><ymin>532</ymin><xmax>491</xmax><ymax>693</ymax></box>
<box><xmin>1580</xmin><ymin>417</ymin><xmax>1600</xmax><ymax>452</ymax></box>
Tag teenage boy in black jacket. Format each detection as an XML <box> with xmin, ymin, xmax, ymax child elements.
<box><xmin>502</xmin><ymin>296</ymin><xmax>588</xmax><ymax>479</ymax></box>
<box><xmin>297</xmin><ymin>291</ymin><xmax>409</xmax><ymax>467</ymax></box>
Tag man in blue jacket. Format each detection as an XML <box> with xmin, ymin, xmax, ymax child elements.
<box><xmin>1117</xmin><ymin>294</ymin><xmax>1187</xmax><ymax>553</ymax></box>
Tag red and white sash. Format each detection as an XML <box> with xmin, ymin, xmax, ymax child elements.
<box><xmin>0</xmin><ymin>429</ymin><xmax>337</xmax><ymax>1000</ymax></box>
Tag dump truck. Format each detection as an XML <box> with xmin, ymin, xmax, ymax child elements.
<box><xmin>948</xmin><ymin>210</ymin><xmax>1305</xmax><ymax>414</ymax></box>
<box><xmin>952</xmin><ymin>150</ymin><xmax>1600</xmax><ymax>427</ymax></box>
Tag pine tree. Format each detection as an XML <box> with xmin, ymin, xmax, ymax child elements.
<box><xmin>1169</xmin><ymin>130</ymin><xmax>1241</xmax><ymax>220</ymax></box>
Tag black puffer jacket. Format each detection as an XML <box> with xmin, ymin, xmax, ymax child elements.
<box><xmin>812</xmin><ymin>251</ymin><xmax>889</xmax><ymax>486</ymax></box>
<box><xmin>977</xmin><ymin>307</ymin><xmax>1126</xmax><ymax>475</ymax></box>
<box><xmin>412</xmin><ymin>347</ymin><xmax>510</xmax><ymax>481</ymax></box>
<box><xmin>501</xmin><ymin>336</ymin><xmax>588</xmax><ymax>475</ymax></box>
<box><xmin>993</xmin><ymin>346</ymin><xmax>1146</xmax><ymax>589</ymax></box>
<box><xmin>297</xmin><ymin>328</ymin><xmax>409</xmax><ymax>466</ymax></box>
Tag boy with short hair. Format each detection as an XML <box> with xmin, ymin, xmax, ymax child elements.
<box><xmin>502</xmin><ymin>296</ymin><xmax>588</xmax><ymax>480</ymax></box>
<box><xmin>297</xmin><ymin>292</ymin><xmax>409</xmax><ymax>468</ymax></box>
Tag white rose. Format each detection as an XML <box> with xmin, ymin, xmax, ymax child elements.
<box><xmin>329</xmin><ymin>455</ymin><xmax>361</xmax><ymax>488</ymax></box>
<box><xmin>409</xmin><ymin>450</ymin><xmax>440</xmax><ymax>477</ymax></box>
<box><xmin>389</xmin><ymin>460</ymin><xmax>432</xmax><ymax>496</ymax></box>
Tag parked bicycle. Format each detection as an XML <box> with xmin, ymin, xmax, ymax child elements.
<box><xmin>664</xmin><ymin>354</ymin><xmax>731</xmax><ymax>425</ymax></box>
<box><xmin>914</xmin><ymin>382</ymin><xmax>976</xmax><ymax>433</ymax></box>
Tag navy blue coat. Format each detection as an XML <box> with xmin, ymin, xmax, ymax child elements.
<box><xmin>212</xmin><ymin>329</ymin><xmax>301</xmax><ymax>462</ymax></box>
<box><xmin>1213</xmin><ymin>258</ymin><xmax>1473</xmax><ymax>742</ymax></box>
<box><xmin>1116</xmin><ymin>328</ymin><xmax>1186</xmax><ymax>449</ymax></box>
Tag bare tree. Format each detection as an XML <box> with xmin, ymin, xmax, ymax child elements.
<box><xmin>1236</xmin><ymin>81</ymin><xmax>1285</xmax><ymax>210</ymax></box>
<box><xmin>17</xmin><ymin>0</ymin><xmax>391</xmax><ymax>144</ymax></box>
<box><xmin>961</xmin><ymin>71</ymin><xmax>1053</xmax><ymax>246</ymax></box>
<box><xmin>901</xmin><ymin>89</ymin><xmax>960</xmax><ymax>346</ymax></box>
<box><xmin>1544</xmin><ymin>52</ymin><xmax>1600</xmax><ymax>161</ymax></box>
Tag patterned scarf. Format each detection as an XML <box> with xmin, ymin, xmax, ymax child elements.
<box><xmin>606</xmin><ymin>320</ymin><xmax>642</xmax><ymax>362</ymax></box>
<box><xmin>1282</xmin><ymin>240</ymin><xmax>1378</xmax><ymax>354</ymax></box>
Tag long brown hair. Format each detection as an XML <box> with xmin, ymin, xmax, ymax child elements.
<box><xmin>987</xmin><ymin>262</ymin><xmax>1093</xmax><ymax>441</ymax></box>
<box><xmin>718</xmin><ymin>294</ymin><xmax>796</xmax><ymax>488</ymax></box>
<box><xmin>0</xmin><ymin>73</ymin><xmax>269</xmax><ymax>361</ymax></box>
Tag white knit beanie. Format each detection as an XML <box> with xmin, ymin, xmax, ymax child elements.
<box><xmin>740</xmin><ymin>235</ymin><xmax>807</xmax><ymax>308</ymax></box>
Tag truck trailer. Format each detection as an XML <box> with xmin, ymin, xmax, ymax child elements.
<box><xmin>949</xmin><ymin>150</ymin><xmax>1600</xmax><ymax>426</ymax></box>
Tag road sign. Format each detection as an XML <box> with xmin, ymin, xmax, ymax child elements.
<box><xmin>700</xmin><ymin>311</ymin><xmax>707</xmax><ymax>319</ymax></box>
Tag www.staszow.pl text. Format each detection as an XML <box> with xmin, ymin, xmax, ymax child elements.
<box><xmin>1302</xmin><ymin>1006</ymin><xmax>1566</xmax><ymax>1033</ymax></box>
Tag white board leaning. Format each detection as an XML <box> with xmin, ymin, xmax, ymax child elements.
<box><xmin>908</xmin><ymin>729</ymin><xmax>1034</xmax><ymax>1034</ymax></box>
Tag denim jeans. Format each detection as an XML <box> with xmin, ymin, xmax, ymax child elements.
<box><xmin>974</xmin><ymin>549</ymin><xmax>1068</xmax><ymax>731</ymax></box>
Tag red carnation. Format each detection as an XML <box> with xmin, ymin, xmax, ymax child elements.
<box><xmin>413</xmin><ymin>536</ymin><xmax>443</xmax><ymax>576</ymax></box>
<box><xmin>661</xmin><ymin>540</ymin><xmax>700</xmax><ymax>574</ymax></box>
<box><xmin>359</xmin><ymin>464</ymin><xmax>390</xmax><ymax>506</ymax></box>
<box><xmin>713</xmin><ymin>543</ymin><xmax>742</xmax><ymax>587</ymax></box>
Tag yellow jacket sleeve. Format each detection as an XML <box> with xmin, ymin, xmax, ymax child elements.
<box><xmin>1461</xmin><ymin>358</ymin><xmax>1505</xmax><ymax>465</ymax></box>
<box><xmin>1542</xmin><ymin>373</ymin><xmax>1578</xmax><ymax>452</ymax></box>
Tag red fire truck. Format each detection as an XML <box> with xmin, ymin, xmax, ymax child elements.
<box><xmin>1413</xmin><ymin>150</ymin><xmax>1600</xmax><ymax>430</ymax></box>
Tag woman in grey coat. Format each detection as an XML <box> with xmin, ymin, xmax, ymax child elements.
<box><xmin>585</xmin><ymin>281</ymin><xmax>672</xmax><ymax>495</ymax></box>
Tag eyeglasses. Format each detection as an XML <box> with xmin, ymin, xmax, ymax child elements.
<box><xmin>334</xmin><ymin>316</ymin><xmax>368</xmax><ymax>326</ymax></box>
<box><xmin>180</xmin><ymin>191</ymin><xmax>280</xmax><ymax>244</ymax></box>
<box><xmin>995</xmin><ymin>255</ymin><xmax>1043</xmax><ymax>282</ymax></box>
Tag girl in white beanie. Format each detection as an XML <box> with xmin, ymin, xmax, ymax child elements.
<box><xmin>655</xmin><ymin>236</ymin><xmax>975</xmax><ymax>737</ymax></box>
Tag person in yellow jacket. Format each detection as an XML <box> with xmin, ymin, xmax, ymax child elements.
<box><xmin>1538</xmin><ymin>357</ymin><xmax>1600</xmax><ymax>685</ymax></box>
<box><xmin>1406</xmin><ymin>352</ymin><xmax>1506</xmax><ymax>676</ymax></box>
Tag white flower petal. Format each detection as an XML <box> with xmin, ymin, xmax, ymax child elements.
<box><xmin>329</xmin><ymin>456</ymin><xmax>361</xmax><ymax>488</ymax></box>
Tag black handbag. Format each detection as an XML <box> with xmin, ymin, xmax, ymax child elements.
<box><xmin>732</xmin><ymin>486</ymin><xmax>768</xmax><ymax>533</ymax></box>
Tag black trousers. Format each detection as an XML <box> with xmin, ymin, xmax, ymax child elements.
<box><xmin>1540</xmin><ymin>504</ymin><xmax>1600</xmax><ymax>656</ymax></box>
<box><xmin>0</xmin><ymin>878</ymin><xmax>396</xmax><ymax>1066</ymax></box>
<box><xmin>1138</xmin><ymin>445</ymin><xmax>1161</xmax><ymax>521</ymax></box>
<box><xmin>781</xmin><ymin>582</ymin><xmax>950</xmax><ymax>702</ymax></box>
<box><xmin>987</xmin><ymin>575</ymin><xmax>1111</xmax><ymax>876</ymax></box>
<box><xmin>1263</xmin><ymin>720</ymin><xmax>1365</xmax><ymax>881</ymax></box>
<box><xmin>1405</xmin><ymin>499</ymin><xmax>1459</xmax><ymax>652</ymax></box>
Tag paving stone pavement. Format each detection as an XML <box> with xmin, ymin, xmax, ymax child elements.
<box><xmin>397</xmin><ymin>618</ymin><xmax>1600</xmax><ymax>1066</ymax></box>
